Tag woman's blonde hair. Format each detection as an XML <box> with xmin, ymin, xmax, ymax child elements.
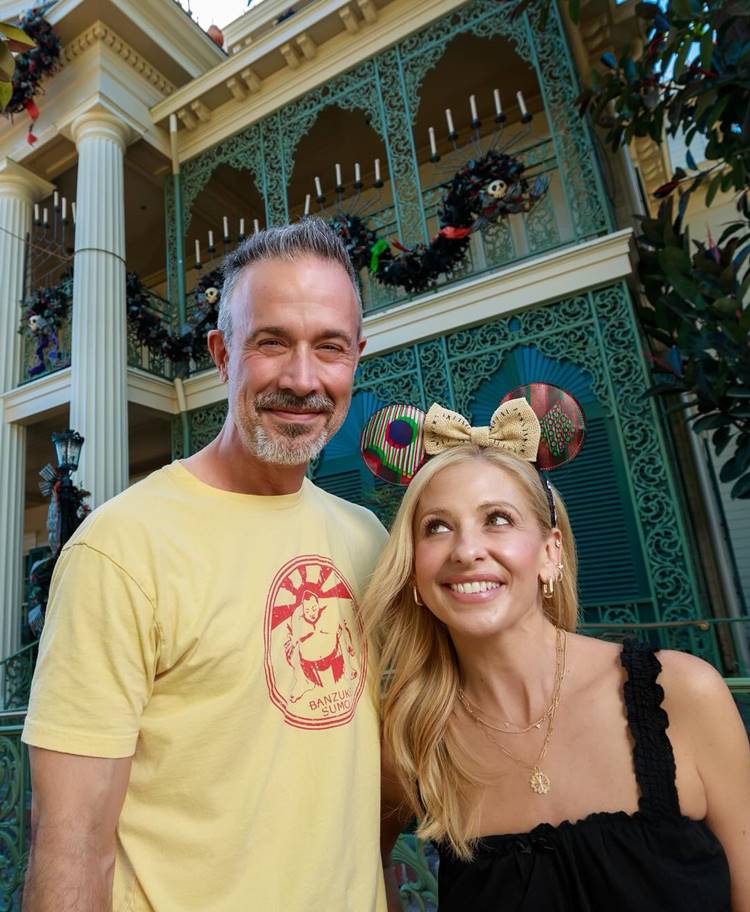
<box><xmin>362</xmin><ymin>446</ymin><xmax>578</xmax><ymax>858</ymax></box>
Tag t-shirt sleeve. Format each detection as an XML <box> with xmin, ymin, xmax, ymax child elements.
<box><xmin>22</xmin><ymin>541</ymin><xmax>160</xmax><ymax>758</ymax></box>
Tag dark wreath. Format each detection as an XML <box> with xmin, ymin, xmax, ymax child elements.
<box><xmin>20</xmin><ymin>280</ymin><xmax>71</xmax><ymax>377</ymax></box>
<box><xmin>6</xmin><ymin>9</ymin><xmax>61</xmax><ymax>140</ymax></box>
<box><xmin>330</xmin><ymin>148</ymin><xmax>550</xmax><ymax>295</ymax></box>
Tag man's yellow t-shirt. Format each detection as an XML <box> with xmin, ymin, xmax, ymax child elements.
<box><xmin>23</xmin><ymin>462</ymin><xmax>388</xmax><ymax>911</ymax></box>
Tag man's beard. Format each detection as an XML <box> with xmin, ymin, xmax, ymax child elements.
<box><xmin>234</xmin><ymin>390</ymin><xmax>342</xmax><ymax>466</ymax></box>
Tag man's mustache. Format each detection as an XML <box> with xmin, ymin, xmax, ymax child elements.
<box><xmin>255</xmin><ymin>391</ymin><xmax>336</xmax><ymax>414</ymax></box>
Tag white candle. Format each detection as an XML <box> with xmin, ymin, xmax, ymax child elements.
<box><xmin>43</xmin><ymin>207</ymin><xmax>48</xmax><ymax>225</ymax></box>
<box><xmin>61</xmin><ymin>197</ymin><xmax>67</xmax><ymax>221</ymax></box>
<box><xmin>195</xmin><ymin>238</ymin><xmax>201</xmax><ymax>264</ymax></box>
<box><xmin>428</xmin><ymin>126</ymin><xmax>437</xmax><ymax>158</ymax></box>
<box><xmin>335</xmin><ymin>163</ymin><xmax>343</xmax><ymax>188</ymax></box>
<box><xmin>445</xmin><ymin>107</ymin><xmax>455</xmax><ymax>135</ymax></box>
<box><xmin>53</xmin><ymin>191</ymin><xmax>59</xmax><ymax>209</ymax></box>
<box><xmin>469</xmin><ymin>94</ymin><xmax>478</xmax><ymax>122</ymax></box>
<box><xmin>71</xmin><ymin>202</ymin><xmax>76</xmax><ymax>223</ymax></box>
<box><xmin>493</xmin><ymin>88</ymin><xmax>502</xmax><ymax>117</ymax></box>
<box><xmin>253</xmin><ymin>219</ymin><xmax>260</xmax><ymax>233</ymax></box>
<box><xmin>314</xmin><ymin>175</ymin><xmax>323</xmax><ymax>198</ymax></box>
<box><xmin>223</xmin><ymin>216</ymin><xmax>229</xmax><ymax>239</ymax></box>
<box><xmin>239</xmin><ymin>217</ymin><xmax>245</xmax><ymax>236</ymax></box>
<box><xmin>304</xmin><ymin>193</ymin><xmax>311</xmax><ymax>215</ymax></box>
<box><xmin>169</xmin><ymin>113</ymin><xmax>178</xmax><ymax>134</ymax></box>
<box><xmin>516</xmin><ymin>90</ymin><xmax>528</xmax><ymax>119</ymax></box>
<box><xmin>208</xmin><ymin>229</ymin><xmax>214</xmax><ymax>249</ymax></box>
<box><xmin>354</xmin><ymin>162</ymin><xmax>361</xmax><ymax>184</ymax></box>
<box><xmin>374</xmin><ymin>158</ymin><xmax>381</xmax><ymax>183</ymax></box>
<box><xmin>34</xmin><ymin>203</ymin><xmax>39</xmax><ymax>222</ymax></box>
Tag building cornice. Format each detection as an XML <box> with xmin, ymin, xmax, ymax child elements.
<box><xmin>151</xmin><ymin>0</ymin><xmax>466</xmax><ymax>162</ymax></box>
<box><xmin>63</xmin><ymin>22</ymin><xmax>176</xmax><ymax>98</ymax></box>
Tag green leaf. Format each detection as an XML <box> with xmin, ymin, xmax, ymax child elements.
<box><xmin>0</xmin><ymin>37</ymin><xmax>13</xmax><ymax>75</ymax></box>
<box><xmin>700</xmin><ymin>31</ymin><xmax>714</xmax><ymax>71</ymax></box>
<box><xmin>0</xmin><ymin>21</ymin><xmax>35</xmax><ymax>53</ymax></box>
<box><xmin>712</xmin><ymin>424</ymin><xmax>732</xmax><ymax>456</ymax></box>
<box><xmin>567</xmin><ymin>0</ymin><xmax>581</xmax><ymax>23</ymax></box>
<box><xmin>705</xmin><ymin>173</ymin><xmax>723</xmax><ymax>207</ymax></box>
<box><xmin>671</xmin><ymin>0</ymin><xmax>693</xmax><ymax>19</ymax></box>
<box><xmin>692</xmin><ymin>413</ymin><xmax>726</xmax><ymax>432</ymax></box>
<box><xmin>0</xmin><ymin>79</ymin><xmax>11</xmax><ymax>112</ymax></box>
<box><xmin>730</xmin><ymin>472</ymin><xmax>750</xmax><ymax>499</ymax></box>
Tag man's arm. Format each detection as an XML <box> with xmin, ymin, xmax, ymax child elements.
<box><xmin>23</xmin><ymin>748</ymin><xmax>132</xmax><ymax>912</ymax></box>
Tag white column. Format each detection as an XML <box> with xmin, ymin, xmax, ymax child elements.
<box><xmin>0</xmin><ymin>159</ymin><xmax>54</xmax><ymax>658</ymax></box>
<box><xmin>69</xmin><ymin>111</ymin><xmax>130</xmax><ymax>508</ymax></box>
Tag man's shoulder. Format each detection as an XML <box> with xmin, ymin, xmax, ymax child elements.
<box><xmin>307</xmin><ymin>482</ymin><xmax>388</xmax><ymax>542</ymax></box>
<box><xmin>69</xmin><ymin>463</ymin><xmax>183</xmax><ymax>550</ymax></box>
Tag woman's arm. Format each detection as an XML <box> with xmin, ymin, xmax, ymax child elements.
<box><xmin>662</xmin><ymin>651</ymin><xmax>750</xmax><ymax>912</ymax></box>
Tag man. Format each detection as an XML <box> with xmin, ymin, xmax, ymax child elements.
<box><xmin>22</xmin><ymin>219</ymin><xmax>389</xmax><ymax>911</ymax></box>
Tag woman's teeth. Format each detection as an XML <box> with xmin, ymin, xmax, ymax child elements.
<box><xmin>448</xmin><ymin>581</ymin><xmax>501</xmax><ymax>594</ymax></box>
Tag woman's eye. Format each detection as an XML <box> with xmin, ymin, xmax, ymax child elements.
<box><xmin>424</xmin><ymin>519</ymin><xmax>450</xmax><ymax>535</ymax></box>
<box><xmin>487</xmin><ymin>512</ymin><xmax>511</xmax><ymax>527</ymax></box>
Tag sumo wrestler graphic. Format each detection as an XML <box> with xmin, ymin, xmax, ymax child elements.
<box><xmin>264</xmin><ymin>556</ymin><xmax>367</xmax><ymax>730</ymax></box>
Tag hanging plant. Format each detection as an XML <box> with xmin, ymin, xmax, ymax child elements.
<box><xmin>0</xmin><ymin>18</ymin><xmax>35</xmax><ymax>112</ymax></box>
<box><xmin>330</xmin><ymin>148</ymin><xmax>550</xmax><ymax>295</ymax></box>
<box><xmin>5</xmin><ymin>9</ymin><xmax>61</xmax><ymax>143</ymax></box>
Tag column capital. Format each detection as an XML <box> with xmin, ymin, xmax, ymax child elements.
<box><xmin>0</xmin><ymin>159</ymin><xmax>55</xmax><ymax>205</ymax></box>
<box><xmin>70</xmin><ymin>107</ymin><xmax>133</xmax><ymax>151</ymax></box>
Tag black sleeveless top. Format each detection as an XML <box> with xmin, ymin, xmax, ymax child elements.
<box><xmin>437</xmin><ymin>639</ymin><xmax>731</xmax><ymax>911</ymax></box>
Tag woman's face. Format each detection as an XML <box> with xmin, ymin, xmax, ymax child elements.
<box><xmin>413</xmin><ymin>458</ymin><xmax>557</xmax><ymax>639</ymax></box>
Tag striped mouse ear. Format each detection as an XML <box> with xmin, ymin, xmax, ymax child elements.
<box><xmin>500</xmin><ymin>383</ymin><xmax>586</xmax><ymax>471</ymax></box>
<box><xmin>360</xmin><ymin>404</ymin><xmax>427</xmax><ymax>486</ymax></box>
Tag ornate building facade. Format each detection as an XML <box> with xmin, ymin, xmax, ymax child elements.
<box><xmin>0</xmin><ymin>0</ymin><xmax>747</xmax><ymax>901</ymax></box>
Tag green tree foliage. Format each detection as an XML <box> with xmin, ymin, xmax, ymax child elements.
<box><xmin>577</xmin><ymin>0</ymin><xmax>750</xmax><ymax>496</ymax></box>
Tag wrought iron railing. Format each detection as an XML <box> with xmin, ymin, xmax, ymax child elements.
<box><xmin>0</xmin><ymin>644</ymin><xmax>38</xmax><ymax>713</ymax></box>
<box><xmin>0</xmin><ymin>710</ymin><xmax>29</xmax><ymax>910</ymax></box>
<box><xmin>126</xmin><ymin>287</ymin><xmax>175</xmax><ymax>378</ymax></box>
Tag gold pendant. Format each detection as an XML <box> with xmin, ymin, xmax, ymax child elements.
<box><xmin>529</xmin><ymin>768</ymin><xmax>551</xmax><ymax>795</ymax></box>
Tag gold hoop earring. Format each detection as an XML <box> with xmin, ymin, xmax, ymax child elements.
<box><xmin>542</xmin><ymin>578</ymin><xmax>555</xmax><ymax>599</ymax></box>
<box><xmin>413</xmin><ymin>585</ymin><xmax>424</xmax><ymax>607</ymax></box>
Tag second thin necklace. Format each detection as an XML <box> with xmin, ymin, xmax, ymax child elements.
<box><xmin>458</xmin><ymin>627</ymin><xmax>567</xmax><ymax>795</ymax></box>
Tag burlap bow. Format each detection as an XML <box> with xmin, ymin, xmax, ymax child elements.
<box><xmin>423</xmin><ymin>399</ymin><xmax>541</xmax><ymax>461</ymax></box>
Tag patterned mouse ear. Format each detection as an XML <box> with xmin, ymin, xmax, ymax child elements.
<box><xmin>360</xmin><ymin>404</ymin><xmax>427</xmax><ymax>486</ymax></box>
<box><xmin>500</xmin><ymin>383</ymin><xmax>586</xmax><ymax>470</ymax></box>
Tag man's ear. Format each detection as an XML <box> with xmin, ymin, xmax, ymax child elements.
<box><xmin>207</xmin><ymin>329</ymin><xmax>229</xmax><ymax>383</ymax></box>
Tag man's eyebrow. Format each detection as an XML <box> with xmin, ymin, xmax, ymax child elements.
<box><xmin>245</xmin><ymin>326</ymin><xmax>354</xmax><ymax>346</ymax></box>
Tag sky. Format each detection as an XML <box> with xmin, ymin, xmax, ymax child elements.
<box><xmin>181</xmin><ymin>0</ymin><xmax>254</xmax><ymax>29</ymax></box>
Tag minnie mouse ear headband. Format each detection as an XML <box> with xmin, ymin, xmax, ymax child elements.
<box><xmin>359</xmin><ymin>383</ymin><xmax>586</xmax><ymax>527</ymax></box>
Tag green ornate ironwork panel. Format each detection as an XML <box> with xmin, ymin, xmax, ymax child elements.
<box><xmin>0</xmin><ymin>643</ymin><xmax>37</xmax><ymax>712</ymax></box>
<box><xmin>164</xmin><ymin>177</ymin><xmax>177</xmax><ymax>311</ymax></box>
<box><xmin>181</xmin><ymin>122</ymin><xmax>266</xmax><ymax>235</ymax></box>
<box><xmin>259</xmin><ymin>115</ymin><xmax>289</xmax><ymax>227</ymax></box>
<box><xmin>524</xmin><ymin>1</ymin><xmax>612</xmax><ymax>239</ymax></box>
<box><xmin>172</xmin><ymin>403</ymin><xmax>228</xmax><ymax>461</ymax></box>
<box><xmin>374</xmin><ymin>48</ymin><xmax>429</xmax><ymax>246</ymax></box>
<box><xmin>0</xmin><ymin>718</ymin><xmax>28</xmax><ymax>910</ymax></box>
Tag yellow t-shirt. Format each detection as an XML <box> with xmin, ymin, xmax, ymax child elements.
<box><xmin>23</xmin><ymin>462</ymin><xmax>388</xmax><ymax>912</ymax></box>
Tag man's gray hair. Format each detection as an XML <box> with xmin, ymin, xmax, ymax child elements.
<box><xmin>217</xmin><ymin>218</ymin><xmax>362</xmax><ymax>347</ymax></box>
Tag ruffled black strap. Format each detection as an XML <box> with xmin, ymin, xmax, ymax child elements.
<box><xmin>620</xmin><ymin>638</ymin><xmax>681</xmax><ymax>818</ymax></box>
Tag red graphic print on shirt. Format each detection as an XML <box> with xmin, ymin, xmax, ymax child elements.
<box><xmin>264</xmin><ymin>555</ymin><xmax>368</xmax><ymax>730</ymax></box>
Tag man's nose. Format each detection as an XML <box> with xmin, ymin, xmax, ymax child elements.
<box><xmin>278</xmin><ymin>348</ymin><xmax>320</xmax><ymax>397</ymax></box>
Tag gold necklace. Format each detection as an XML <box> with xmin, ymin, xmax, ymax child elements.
<box><xmin>457</xmin><ymin>690</ymin><xmax>554</xmax><ymax>734</ymax></box>
<box><xmin>459</xmin><ymin>628</ymin><xmax>567</xmax><ymax>795</ymax></box>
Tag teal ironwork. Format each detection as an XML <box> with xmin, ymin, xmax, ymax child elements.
<box><xmin>172</xmin><ymin>169</ymin><xmax>187</xmax><ymax>326</ymax></box>
<box><xmin>0</xmin><ymin>643</ymin><xmax>37</xmax><ymax>711</ymax></box>
<box><xmin>126</xmin><ymin>286</ymin><xmax>174</xmax><ymax>378</ymax></box>
<box><xmin>0</xmin><ymin>711</ymin><xmax>29</xmax><ymax>909</ymax></box>
<box><xmin>392</xmin><ymin>833</ymin><xmax>438</xmax><ymax>911</ymax></box>
<box><xmin>172</xmin><ymin>0</ymin><xmax>611</xmax><ymax>308</ymax></box>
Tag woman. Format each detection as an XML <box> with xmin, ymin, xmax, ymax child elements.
<box><xmin>365</xmin><ymin>406</ymin><xmax>750</xmax><ymax>911</ymax></box>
